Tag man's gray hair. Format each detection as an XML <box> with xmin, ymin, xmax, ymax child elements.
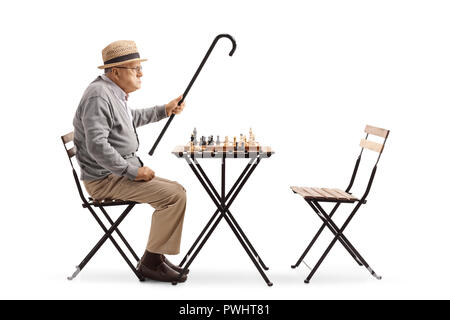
<box><xmin>104</xmin><ymin>68</ymin><xmax>112</xmax><ymax>74</ymax></box>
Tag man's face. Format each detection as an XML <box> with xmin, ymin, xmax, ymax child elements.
<box><xmin>109</xmin><ymin>61</ymin><xmax>143</xmax><ymax>94</ymax></box>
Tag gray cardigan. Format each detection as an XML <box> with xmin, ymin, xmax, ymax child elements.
<box><xmin>73</xmin><ymin>75</ymin><xmax>167</xmax><ymax>181</ymax></box>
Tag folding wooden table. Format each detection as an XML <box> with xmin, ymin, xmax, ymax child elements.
<box><xmin>172</xmin><ymin>145</ymin><xmax>274</xmax><ymax>286</ymax></box>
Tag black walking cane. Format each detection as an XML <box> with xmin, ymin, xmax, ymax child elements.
<box><xmin>148</xmin><ymin>34</ymin><xmax>237</xmax><ymax>156</ymax></box>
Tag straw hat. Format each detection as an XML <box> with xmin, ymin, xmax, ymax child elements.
<box><xmin>98</xmin><ymin>40</ymin><xmax>148</xmax><ymax>69</ymax></box>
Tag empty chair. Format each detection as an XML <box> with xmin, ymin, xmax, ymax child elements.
<box><xmin>290</xmin><ymin>125</ymin><xmax>390</xmax><ymax>283</ymax></box>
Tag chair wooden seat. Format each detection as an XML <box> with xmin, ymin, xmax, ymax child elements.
<box><xmin>290</xmin><ymin>186</ymin><xmax>359</xmax><ymax>203</ymax></box>
<box><xmin>83</xmin><ymin>197</ymin><xmax>138</xmax><ymax>208</ymax></box>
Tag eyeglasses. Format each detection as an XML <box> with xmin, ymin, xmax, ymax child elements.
<box><xmin>113</xmin><ymin>65</ymin><xmax>143</xmax><ymax>73</ymax></box>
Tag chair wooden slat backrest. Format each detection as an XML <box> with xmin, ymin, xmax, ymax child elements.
<box><xmin>61</xmin><ymin>131</ymin><xmax>89</xmax><ymax>204</ymax></box>
<box><xmin>364</xmin><ymin>125</ymin><xmax>389</xmax><ymax>139</ymax></box>
<box><xmin>359</xmin><ymin>138</ymin><xmax>384</xmax><ymax>153</ymax></box>
<box><xmin>62</xmin><ymin>131</ymin><xmax>74</xmax><ymax>144</ymax></box>
<box><xmin>67</xmin><ymin>146</ymin><xmax>77</xmax><ymax>158</ymax></box>
<box><xmin>355</xmin><ymin>124</ymin><xmax>390</xmax><ymax>200</ymax></box>
<box><xmin>344</xmin><ymin>125</ymin><xmax>390</xmax><ymax>198</ymax></box>
<box><xmin>61</xmin><ymin>131</ymin><xmax>76</xmax><ymax>159</ymax></box>
<box><xmin>359</xmin><ymin>125</ymin><xmax>390</xmax><ymax>154</ymax></box>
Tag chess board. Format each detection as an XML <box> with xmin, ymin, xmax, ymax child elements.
<box><xmin>172</xmin><ymin>144</ymin><xmax>273</xmax><ymax>158</ymax></box>
<box><xmin>172</xmin><ymin>128</ymin><xmax>274</xmax><ymax>158</ymax></box>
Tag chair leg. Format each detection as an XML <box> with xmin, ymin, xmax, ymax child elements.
<box><xmin>304</xmin><ymin>234</ymin><xmax>339</xmax><ymax>283</ymax></box>
<box><xmin>308</xmin><ymin>201</ymin><xmax>363</xmax><ymax>267</ymax></box>
<box><xmin>68</xmin><ymin>204</ymin><xmax>144</xmax><ymax>281</ymax></box>
<box><xmin>292</xmin><ymin>221</ymin><xmax>327</xmax><ymax>270</ymax></box>
<box><xmin>304</xmin><ymin>201</ymin><xmax>381</xmax><ymax>283</ymax></box>
<box><xmin>291</xmin><ymin>202</ymin><xmax>342</xmax><ymax>269</ymax></box>
<box><xmin>67</xmin><ymin>266</ymin><xmax>81</xmax><ymax>280</ymax></box>
<box><xmin>292</xmin><ymin>201</ymin><xmax>363</xmax><ymax>269</ymax></box>
<box><xmin>314</xmin><ymin>202</ymin><xmax>382</xmax><ymax>280</ymax></box>
<box><xmin>98</xmin><ymin>206</ymin><xmax>140</xmax><ymax>262</ymax></box>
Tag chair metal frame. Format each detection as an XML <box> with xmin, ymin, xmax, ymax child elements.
<box><xmin>61</xmin><ymin>131</ymin><xmax>144</xmax><ymax>281</ymax></box>
<box><xmin>290</xmin><ymin>125</ymin><xmax>390</xmax><ymax>283</ymax></box>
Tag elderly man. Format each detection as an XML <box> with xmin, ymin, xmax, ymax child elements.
<box><xmin>73</xmin><ymin>40</ymin><xmax>188</xmax><ymax>283</ymax></box>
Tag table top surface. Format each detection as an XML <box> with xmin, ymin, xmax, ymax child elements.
<box><xmin>172</xmin><ymin>145</ymin><xmax>274</xmax><ymax>159</ymax></box>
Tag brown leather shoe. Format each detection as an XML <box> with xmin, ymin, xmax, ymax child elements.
<box><xmin>161</xmin><ymin>255</ymin><xmax>189</xmax><ymax>275</ymax></box>
<box><xmin>138</xmin><ymin>261</ymin><xmax>187</xmax><ymax>283</ymax></box>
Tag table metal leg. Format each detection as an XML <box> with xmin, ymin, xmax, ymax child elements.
<box><xmin>224</xmin><ymin>210</ymin><xmax>269</xmax><ymax>270</ymax></box>
<box><xmin>178</xmin><ymin>155</ymin><xmax>272</xmax><ymax>285</ymax></box>
<box><xmin>220</xmin><ymin>156</ymin><xmax>271</xmax><ymax>285</ymax></box>
<box><xmin>178</xmin><ymin>158</ymin><xmax>256</xmax><ymax>269</ymax></box>
<box><xmin>174</xmin><ymin>213</ymin><xmax>225</xmax><ymax>284</ymax></box>
<box><xmin>222</xmin><ymin>212</ymin><xmax>273</xmax><ymax>286</ymax></box>
<box><xmin>193</xmin><ymin>158</ymin><xmax>269</xmax><ymax>270</ymax></box>
<box><xmin>178</xmin><ymin>209</ymin><xmax>221</xmax><ymax>268</ymax></box>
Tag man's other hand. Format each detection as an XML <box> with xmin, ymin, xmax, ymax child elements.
<box><xmin>165</xmin><ymin>95</ymin><xmax>186</xmax><ymax>116</ymax></box>
<box><xmin>135</xmin><ymin>166</ymin><xmax>155</xmax><ymax>181</ymax></box>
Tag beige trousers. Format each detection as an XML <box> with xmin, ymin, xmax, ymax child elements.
<box><xmin>83</xmin><ymin>175</ymin><xmax>186</xmax><ymax>255</ymax></box>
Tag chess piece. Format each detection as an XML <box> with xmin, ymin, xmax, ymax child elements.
<box><xmin>216</xmin><ymin>135</ymin><xmax>220</xmax><ymax>145</ymax></box>
<box><xmin>237</xmin><ymin>141</ymin><xmax>241</xmax><ymax>151</ymax></box>
<box><xmin>201</xmin><ymin>138</ymin><xmax>206</xmax><ymax>151</ymax></box>
<box><xmin>193</xmin><ymin>128</ymin><xmax>197</xmax><ymax>145</ymax></box>
<box><xmin>190</xmin><ymin>141</ymin><xmax>194</xmax><ymax>153</ymax></box>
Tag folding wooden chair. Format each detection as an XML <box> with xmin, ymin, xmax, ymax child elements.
<box><xmin>290</xmin><ymin>125</ymin><xmax>390</xmax><ymax>283</ymax></box>
<box><xmin>61</xmin><ymin>131</ymin><xmax>145</xmax><ymax>281</ymax></box>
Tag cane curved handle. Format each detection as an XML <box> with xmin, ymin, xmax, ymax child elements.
<box><xmin>149</xmin><ymin>34</ymin><xmax>237</xmax><ymax>156</ymax></box>
<box><xmin>177</xmin><ymin>34</ymin><xmax>237</xmax><ymax>106</ymax></box>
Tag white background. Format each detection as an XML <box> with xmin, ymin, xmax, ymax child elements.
<box><xmin>0</xmin><ymin>0</ymin><xmax>449</xmax><ymax>299</ymax></box>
